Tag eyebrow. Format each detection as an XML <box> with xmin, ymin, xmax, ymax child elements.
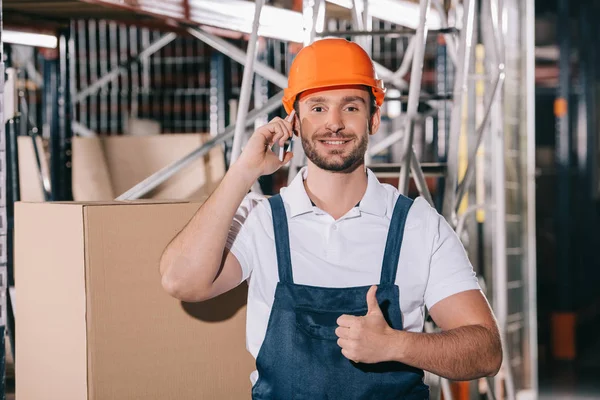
<box><xmin>306</xmin><ymin>96</ymin><xmax>367</xmax><ymax>104</ymax></box>
<box><xmin>306</xmin><ymin>96</ymin><xmax>328</xmax><ymax>104</ymax></box>
<box><xmin>341</xmin><ymin>96</ymin><xmax>366</xmax><ymax>104</ymax></box>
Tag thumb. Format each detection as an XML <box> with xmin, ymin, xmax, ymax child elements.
<box><xmin>366</xmin><ymin>285</ymin><xmax>381</xmax><ymax>315</ymax></box>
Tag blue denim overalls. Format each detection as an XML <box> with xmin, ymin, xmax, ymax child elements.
<box><xmin>251</xmin><ymin>194</ymin><xmax>430</xmax><ymax>399</ymax></box>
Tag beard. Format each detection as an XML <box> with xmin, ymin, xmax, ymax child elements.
<box><xmin>300</xmin><ymin>128</ymin><xmax>369</xmax><ymax>173</ymax></box>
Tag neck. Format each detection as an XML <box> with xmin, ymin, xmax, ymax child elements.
<box><xmin>303</xmin><ymin>162</ymin><xmax>368</xmax><ymax>220</ymax></box>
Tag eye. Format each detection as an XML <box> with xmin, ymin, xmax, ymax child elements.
<box><xmin>312</xmin><ymin>106</ymin><xmax>324</xmax><ymax>112</ymax></box>
<box><xmin>345</xmin><ymin>106</ymin><xmax>359</xmax><ymax>112</ymax></box>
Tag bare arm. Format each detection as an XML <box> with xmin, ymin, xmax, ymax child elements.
<box><xmin>336</xmin><ymin>288</ymin><xmax>502</xmax><ymax>381</ymax></box>
<box><xmin>388</xmin><ymin>290</ymin><xmax>502</xmax><ymax>380</ymax></box>
<box><xmin>387</xmin><ymin>201</ymin><xmax>502</xmax><ymax>380</ymax></box>
<box><xmin>159</xmin><ymin>165</ymin><xmax>257</xmax><ymax>302</ymax></box>
<box><xmin>159</xmin><ymin>114</ymin><xmax>296</xmax><ymax>302</ymax></box>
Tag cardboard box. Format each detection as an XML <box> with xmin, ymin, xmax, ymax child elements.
<box><xmin>16</xmin><ymin>200</ymin><xmax>254</xmax><ymax>399</ymax></box>
<box><xmin>72</xmin><ymin>134</ymin><xmax>225</xmax><ymax>201</ymax></box>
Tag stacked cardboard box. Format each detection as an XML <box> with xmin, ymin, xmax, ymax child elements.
<box><xmin>17</xmin><ymin>133</ymin><xmax>225</xmax><ymax>202</ymax></box>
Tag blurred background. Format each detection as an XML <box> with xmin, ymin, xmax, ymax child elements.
<box><xmin>1</xmin><ymin>0</ymin><xmax>600</xmax><ymax>399</ymax></box>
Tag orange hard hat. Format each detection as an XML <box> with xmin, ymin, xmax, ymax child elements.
<box><xmin>282</xmin><ymin>38</ymin><xmax>385</xmax><ymax>114</ymax></box>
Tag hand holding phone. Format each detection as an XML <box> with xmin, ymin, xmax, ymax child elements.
<box><xmin>279</xmin><ymin>110</ymin><xmax>296</xmax><ymax>162</ymax></box>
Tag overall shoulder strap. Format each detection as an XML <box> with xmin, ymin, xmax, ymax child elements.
<box><xmin>268</xmin><ymin>195</ymin><xmax>294</xmax><ymax>283</ymax></box>
<box><xmin>380</xmin><ymin>195</ymin><xmax>414</xmax><ymax>285</ymax></box>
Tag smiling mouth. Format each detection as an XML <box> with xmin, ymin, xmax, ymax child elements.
<box><xmin>319</xmin><ymin>139</ymin><xmax>352</xmax><ymax>145</ymax></box>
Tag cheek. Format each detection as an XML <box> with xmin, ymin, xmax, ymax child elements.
<box><xmin>345</xmin><ymin>118</ymin><xmax>370</xmax><ymax>134</ymax></box>
<box><xmin>299</xmin><ymin>117</ymin><xmax>319</xmax><ymax>136</ymax></box>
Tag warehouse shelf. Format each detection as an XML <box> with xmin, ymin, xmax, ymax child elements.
<box><xmin>1</xmin><ymin>1</ymin><xmax>540</xmax><ymax>400</ymax></box>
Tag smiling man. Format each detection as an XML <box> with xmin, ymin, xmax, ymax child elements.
<box><xmin>159</xmin><ymin>38</ymin><xmax>502</xmax><ymax>399</ymax></box>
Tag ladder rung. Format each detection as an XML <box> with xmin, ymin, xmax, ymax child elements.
<box><xmin>368</xmin><ymin>162</ymin><xmax>446</xmax><ymax>178</ymax></box>
<box><xmin>318</xmin><ymin>27</ymin><xmax>459</xmax><ymax>38</ymax></box>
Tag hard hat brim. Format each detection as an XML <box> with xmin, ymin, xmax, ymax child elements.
<box><xmin>283</xmin><ymin>80</ymin><xmax>385</xmax><ymax>114</ymax></box>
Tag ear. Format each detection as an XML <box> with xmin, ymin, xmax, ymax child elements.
<box><xmin>292</xmin><ymin>112</ymin><xmax>300</xmax><ymax>137</ymax></box>
<box><xmin>369</xmin><ymin>107</ymin><xmax>381</xmax><ymax>136</ymax></box>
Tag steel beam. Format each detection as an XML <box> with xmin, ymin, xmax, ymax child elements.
<box><xmin>454</xmin><ymin>68</ymin><xmax>505</xmax><ymax>211</ymax></box>
<box><xmin>253</xmin><ymin>45</ymin><xmax>270</xmax><ymax>131</ymax></box>
<box><xmin>350</xmin><ymin>0</ymin><xmax>372</xmax><ymax>54</ymax></box>
<box><xmin>491</xmin><ymin>91</ymin><xmax>508</xmax><ymax>400</ymax></box>
<box><xmin>374</xmin><ymin>62</ymin><xmax>408</xmax><ymax>90</ymax></box>
<box><xmin>16</xmin><ymin>95</ymin><xmax>51</xmax><ymax>199</ymax></box>
<box><xmin>368</xmin><ymin>126</ymin><xmax>433</xmax><ymax>157</ymax></box>
<box><xmin>231</xmin><ymin>0</ymin><xmax>264</xmax><ymax>164</ymax></box>
<box><xmin>74</xmin><ymin>33</ymin><xmax>176</xmax><ymax>104</ymax></box>
<box><xmin>434</xmin><ymin>27</ymin><xmax>451</xmax><ymax>211</ymax></box>
<box><xmin>319</xmin><ymin>27</ymin><xmax>458</xmax><ymax>37</ymax></box>
<box><xmin>455</xmin><ymin>203</ymin><xmax>494</xmax><ymax>237</ymax></box>
<box><xmin>431</xmin><ymin>0</ymin><xmax>458</xmax><ymax>66</ymax></box>
<box><xmin>441</xmin><ymin>0</ymin><xmax>476</xmax><ymax>223</ymax></box>
<box><xmin>389</xmin><ymin>37</ymin><xmax>415</xmax><ymax>86</ymax></box>
<box><xmin>398</xmin><ymin>0</ymin><xmax>432</xmax><ymax>194</ymax></box>
<box><xmin>253</xmin><ymin>43</ymin><xmax>271</xmax><ymax>193</ymax></box>
<box><xmin>188</xmin><ymin>28</ymin><xmax>288</xmax><ymax>89</ymax></box>
<box><xmin>362</xmin><ymin>0</ymin><xmax>372</xmax><ymax>55</ymax></box>
<box><xmin>51</xmin><ymin>30</ymin><xmax>74</xmax><ymax>201</ymax></box>
<box><xmin>368</xmin><ymin>162</ymin><xmax>446</xmax><ymax>177</ymax></box>
<box><xmin>454</xmin><ymin>0</ymin><xmax>505</xmax><ymax>211</ymax></box>
<box><xmin>525</xmin><ymin>0</ymin><xmax>538</xmax><ymax>394</ymax></box>
<box><xmin>325</xmin><ymin>0</ymin><xmax>444</xmax><ymax>30</ymax></box>
<box><xmin>410</xmin><ymin>153</ymin><xmax>435</xmax><ymax>206</ymax></box>
<box><xmin>210</xmin><ymin>52</ymin><xmax>231</xmax><ymax>137</ymax></box>
<box><xmin>385</xmin><ymin>93</ymin><xmax>453</xmax><ymax>102</ymax></box>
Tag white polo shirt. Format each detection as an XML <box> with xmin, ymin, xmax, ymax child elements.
<box><xmin>227</xmin><ymin>167</ymin><xmax>480</xmax><ymax>382</ymax></box>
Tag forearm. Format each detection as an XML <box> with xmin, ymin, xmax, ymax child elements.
<box><xmin>389</xmin><ymin>324</ymin><xmax>502</xmax><ymax>381</ymax></box>
<box><xmin>159</xmin><ymin>163</ymin><xmax>258</xmax><ymax>297</ymax></box>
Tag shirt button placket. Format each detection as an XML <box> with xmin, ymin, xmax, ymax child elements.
<box><xmin>327</xmin><ymin>223</ymin><xmax>340</xmax><ymax>261</ymax></box>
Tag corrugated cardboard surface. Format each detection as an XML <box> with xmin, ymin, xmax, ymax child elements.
<box><xmin>72</xmin><ymin>134</ymin><xmax>225</xmax><ymax>201</ymax></box>
<box><xmin>83</xmin><ymin>203</ymin><xmax>253</xmax><ymax>399</ymax></box>
<box><xmin>16</xmin><ymin>201</ymin><xmax>254</xmax><ymax>399</ymax></box>
<box><xmin>15</xmin><ymin>203</ymin><xmax>88</xmax><ymax>400</ymax></box>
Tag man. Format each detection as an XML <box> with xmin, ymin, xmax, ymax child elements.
<box><xmin>160</xmin><ymin>38</ymin><xmax>502</xmax><ymax>399</ymax></box>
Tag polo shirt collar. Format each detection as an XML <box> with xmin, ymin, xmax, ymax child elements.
<box><xmin>282</xmin><ymin>167</ymin><xmax>313</xmax><ymax>218</ymax></box>
<box><xmin>358</xmin><ymin>169</ymin><xmax>388</xmax><ymax>217</ymax></box>
<box><xmin>282</xmin><ymin>167</ymin><xmax>388</xmax><ymax>218</ymax></box>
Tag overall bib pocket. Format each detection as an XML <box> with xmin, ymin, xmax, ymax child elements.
<box><xmin>295</xmin><ymin>307</ymin><xmax>368</xmax><ymax>341</ymax></box>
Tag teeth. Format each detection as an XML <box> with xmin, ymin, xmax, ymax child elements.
<box><xmin>324</xmin><ymin>141</ymin><xmax>345</xmax><ymax>145</ymax></box>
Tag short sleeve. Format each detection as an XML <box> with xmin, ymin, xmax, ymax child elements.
<box><xmin>424</xmin><ymin>208</ymin><xmax>481</xmax><ymax>309</ymax></box>
<box><xmin>226</xmin><ymin>192</ymin><xmax>264</xmax><ymax>283</ymax></box>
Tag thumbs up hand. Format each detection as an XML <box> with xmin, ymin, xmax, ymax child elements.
<box><xmin>335</xmin><ymin>285</ymin><xmax>399</xmax><ymax>364</ymax></box>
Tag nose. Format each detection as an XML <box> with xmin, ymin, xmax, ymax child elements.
<box><xmin>325</xmin><ymin>108</ymin><xmax>345</xmax><ymax>133</ymax></box>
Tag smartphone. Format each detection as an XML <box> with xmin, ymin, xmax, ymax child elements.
<box><xmin>279</xmin><ymin>110</ymin><xmax>296</xmax><ymax>162</ymax></box>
